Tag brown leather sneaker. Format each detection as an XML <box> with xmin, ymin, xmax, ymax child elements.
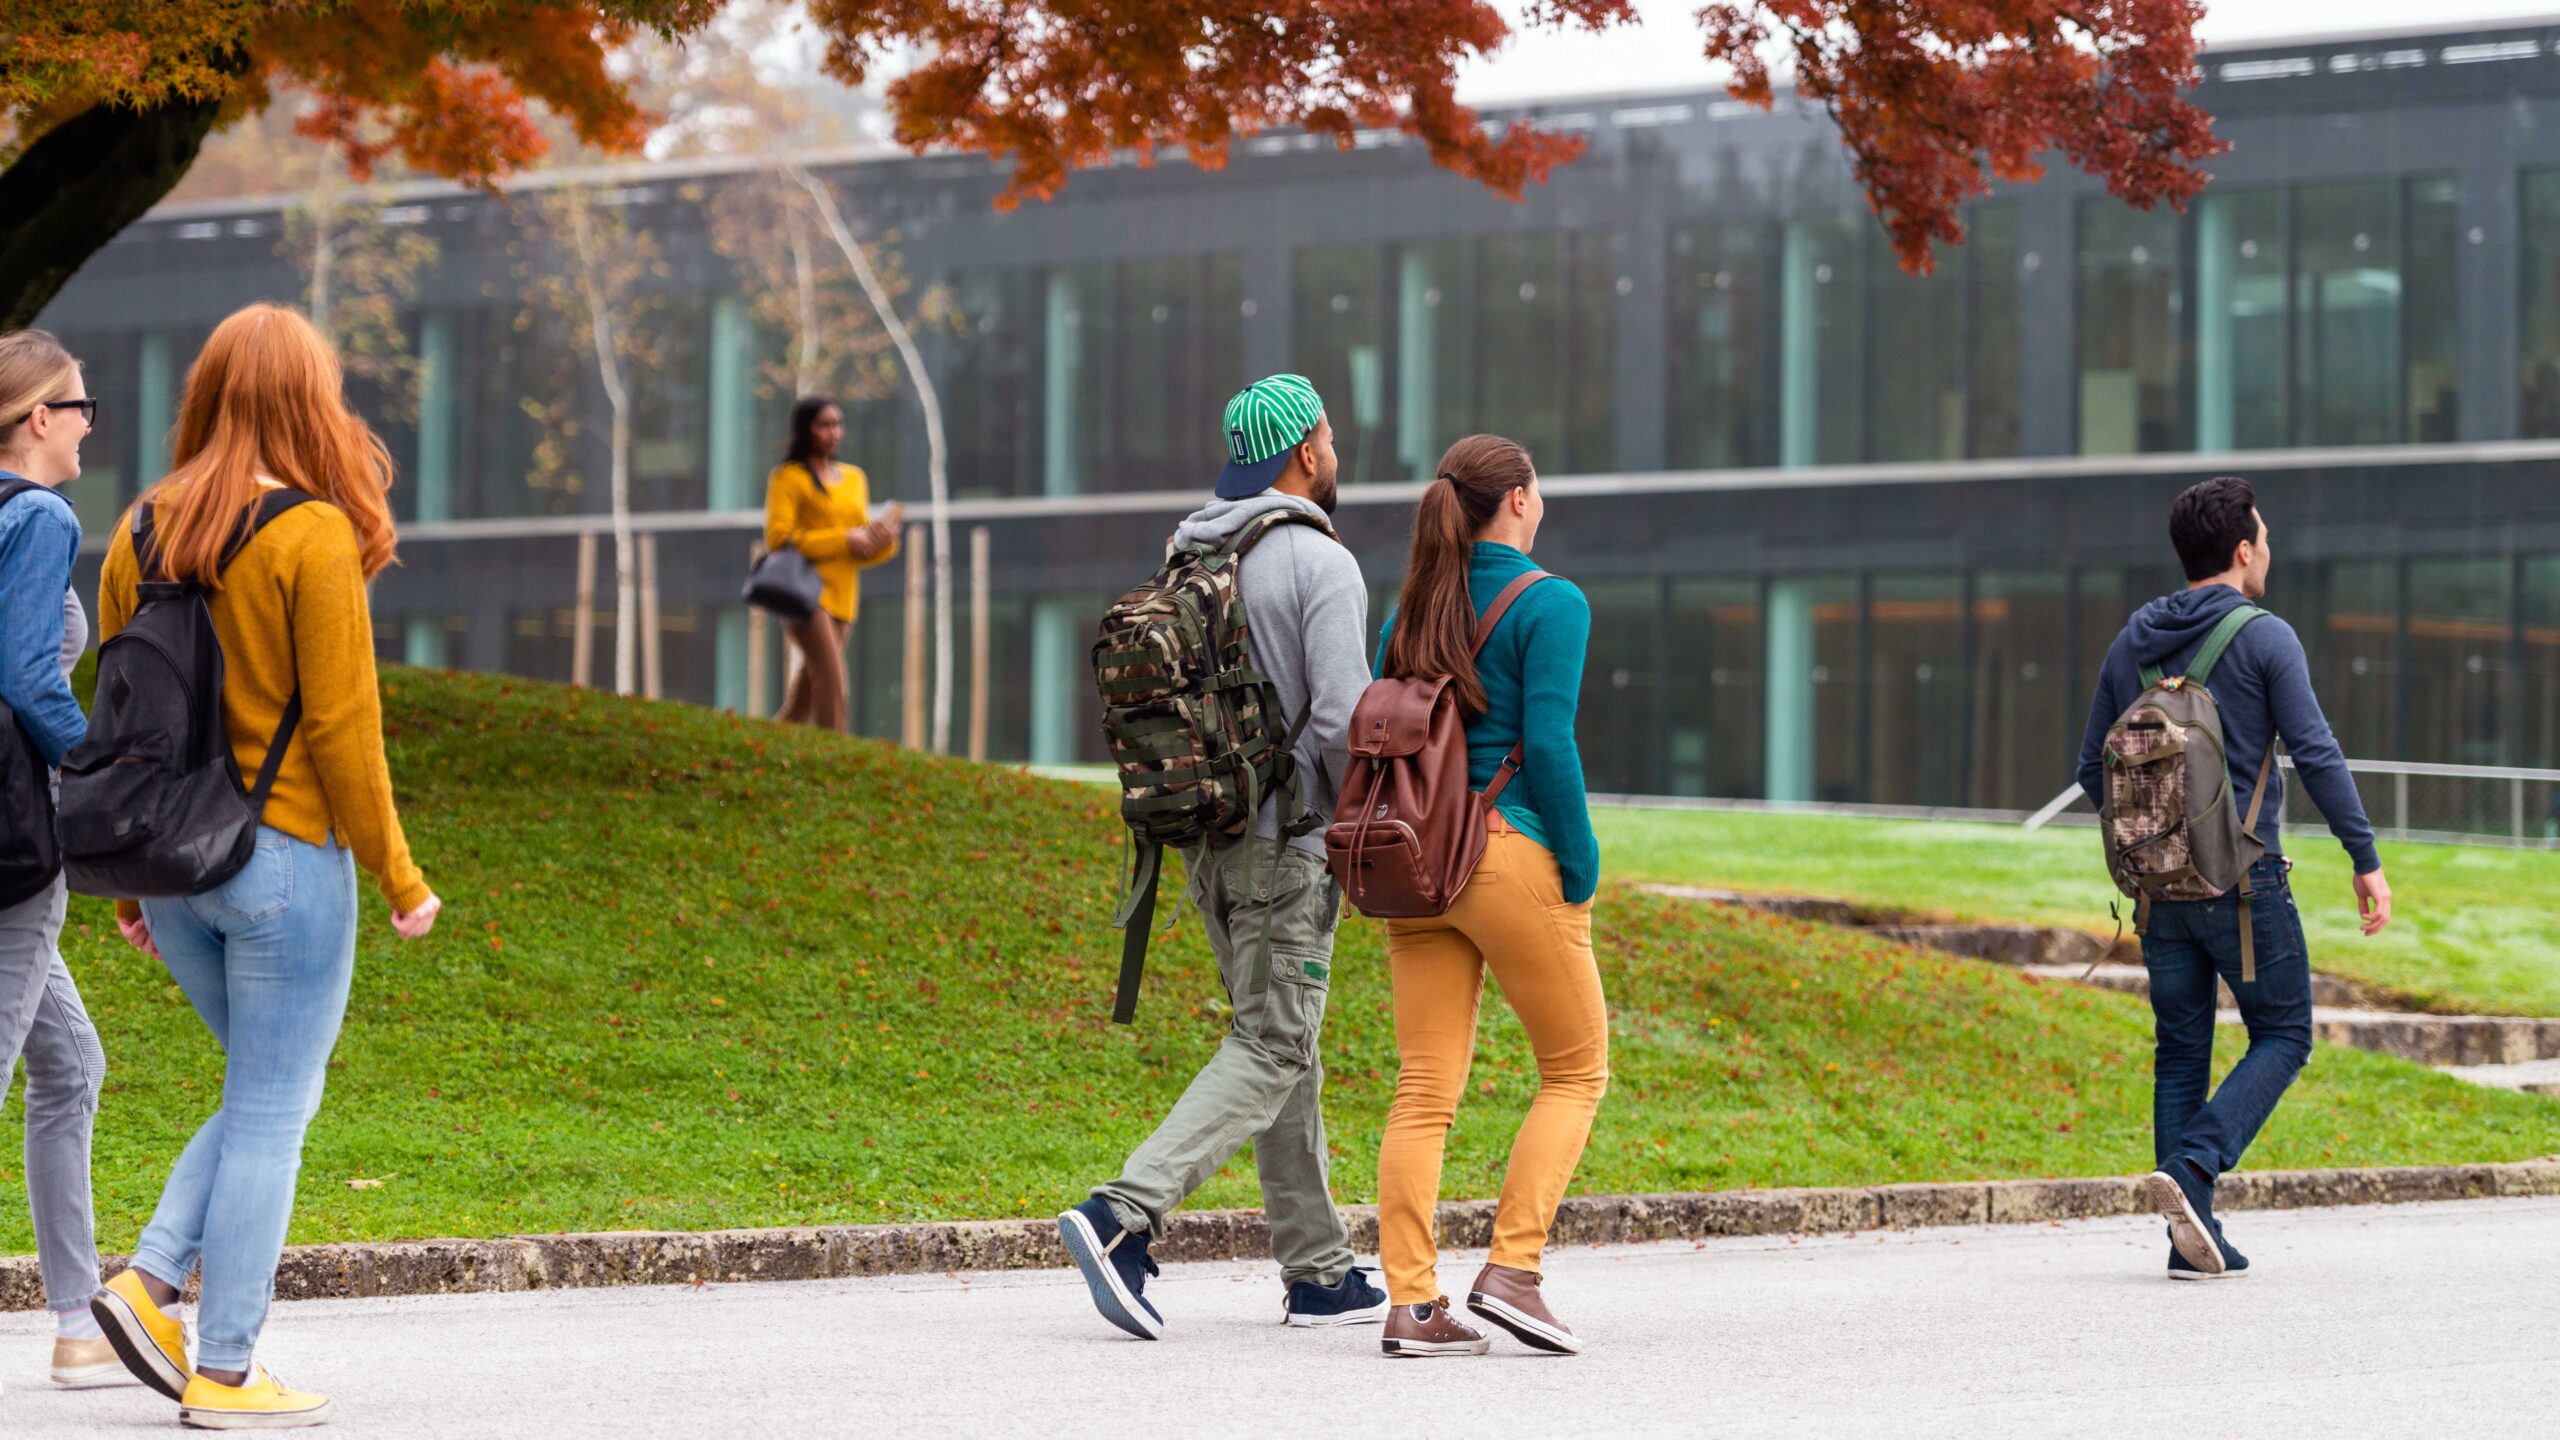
<box><xmin>1380</xmin><ymin>1298</ymin><xmax>1491</xmax><ymax>1358</ymax></box>
<box><xmin>1466</xmin><ymin>1263</ymin><xmax>1582</xmax><ymax>1355</ymax></box>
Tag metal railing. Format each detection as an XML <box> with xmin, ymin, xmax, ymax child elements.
<box><xmin>2027</xmin><ymin>757</ymin><xmax>2560</xmax><ymax>850</ymax></box>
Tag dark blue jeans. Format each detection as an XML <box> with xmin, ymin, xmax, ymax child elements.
<box><xmin>2141</xmin><ymin>857</ymin><xmax>2315</xmax><ymax>1181</ymax></box>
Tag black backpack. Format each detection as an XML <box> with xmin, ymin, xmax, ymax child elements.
<box><xmin>0</xmin><ymin>478</ymin><xmax>65</xmax><ymax>908</ymax></box>
<box><xmin>56</xmin><ymin>490</ymin><xmax>316</xmax><ymax>900</ymax></box>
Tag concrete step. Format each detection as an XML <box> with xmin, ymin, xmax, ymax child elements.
<box><xmin>1643</xmin><ymin>883</ymin><xmax>2560</xmax><ymax>1076</ymax></box>
<box><xmin>2025</xmin><ymin>963</ymin><xmax>2363</xmax><ymax>1010</ymax></box>
<box><xmin>2293</xmin><ymin>1010</ymin><xmax>2560</xmax><ymax>1067</ymax></box>
<box><xmin>2439</xmin><ymin>1058</ymin><xmax>2560</xmax><ymax>1096</ymax></box>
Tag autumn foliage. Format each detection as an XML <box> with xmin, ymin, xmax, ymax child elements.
<box><xmin>1703</xmin><ymin>0</ymin><xmax>2226</xmax><ymax>271</ymax></box>
<box><xmin>1</xmin><ymin>0</ymin><xmax>2223</xmax><ymax>312</ymax></box>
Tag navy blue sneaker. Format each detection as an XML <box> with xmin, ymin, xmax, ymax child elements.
<box><xmin>2168</xmin><ymin>1219</ymin><xmax>2251</xmax><ymax>1280</ymax></box>
<box><xmin>1283</xmin><ymin>1265</ymin><xmax>1390</xmax><ymax>1327</ymax></box>
<box><xmin>2144</xmin><ymin>1159</ymin><xmax>2225</xmax><ymax>1276</ymax></box>
<box><xmin>1058</xmin><ymin>1197</ymin><xmax>1164</xmax><ymax>1339</ymax></box>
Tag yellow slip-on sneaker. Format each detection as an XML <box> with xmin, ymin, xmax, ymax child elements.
<box><xmin>90</xmin><ymin>1270</ymin><xmax>193</xmax><ymax>1401</ymax></box>
<box><xmin>51</xmin><ymin>1335</ymin><xmax>137</xmax><ymax>1388</ymax></box>
<box><xmin>179</xmin><ymin>1367</ymin><xmax>332</xmax><ymax>1430</ymax></box>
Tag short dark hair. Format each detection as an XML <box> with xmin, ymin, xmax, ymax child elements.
<box><xmin>2169</xmin><ymin>475</ymin><xmax>2260</xmax><ymax>582</ymax></box>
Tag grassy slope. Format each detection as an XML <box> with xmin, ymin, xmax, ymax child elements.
<box><xmin>3</xmin><ymin>670</ymin><xmax>2552</xmax><ymax>1255</ymax></box>
<box><xmin>1595</xmin><ymin>808</ymin><xmax>2560</xmax><ymax>1018</ymax></box>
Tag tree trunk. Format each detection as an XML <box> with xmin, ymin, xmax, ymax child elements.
<box><xmin>0</xmin><ymin>80</ymin><xmax>238</xmax><ymax>332</ymax></box>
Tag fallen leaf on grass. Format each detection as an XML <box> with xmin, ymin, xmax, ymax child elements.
<box><xmin>347</xmin><ymin>1174</ymin><xmax>396</xmax><ymax>1191</ymax></box>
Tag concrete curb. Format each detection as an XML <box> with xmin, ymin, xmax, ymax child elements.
<box><xmin>8</xmin><ymin>1160</ymin><xmax>2553</xmax><ymax>1312</ymax></box>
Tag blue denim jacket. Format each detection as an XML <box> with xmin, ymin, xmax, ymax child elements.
<box><xmin>0</xmin><ymin>473</ymin><xmax>86</xmax><ymax>765</ymax></box>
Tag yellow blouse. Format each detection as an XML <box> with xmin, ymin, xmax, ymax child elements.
<box><xmin>761</xmin><ymin>461</ymin><xmax>899</xmax><ymax>623</ymax></box>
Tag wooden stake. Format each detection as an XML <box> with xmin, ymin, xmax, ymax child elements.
<box><xmin>969</xmin><ymin>525</ymin><xmax>991</xmax><ymax>764</ymax></box>
<box><xmin>572</xmin><ymin>530</ymin><xmax>597</xmax><ymax>689</ymax></box>
<box><xmin>745</xmin><ymin>544</ymin><xmax>769</xmax><ymax>716</ymax></box>
<box><xmin>638</xmin><ymin>532</ymin><xmax>663</xmax><ymax>700</ymax></box>
<box><xmin>902</xmin><ymin>525</ymin><xmax>927</xmax><ymax>750</ymax></box>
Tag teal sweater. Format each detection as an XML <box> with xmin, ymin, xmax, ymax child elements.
<box><xmin>1375</xmin><ymin>542</ymin><xmax>1598</xmax><ymax>904</ymax></box>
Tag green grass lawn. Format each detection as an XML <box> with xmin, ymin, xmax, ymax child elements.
<box><xmin>3</xmin><ymin>669</ymin><xmax>2552</xmax><ymax>1257</ymax></box>
<box><xmin>1595</xmin><ymin>808</ymin><xmax>2560</xmax><ymax>1018</ymax></box>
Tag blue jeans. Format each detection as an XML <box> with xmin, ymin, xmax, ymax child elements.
<box><xmin>134</xmin><ymin>829</ymin><xmax>357</xmax><ymax>1372</ymax></box>
<box><xmin>2141</xmin><ymin>857</ymin><xmax>2315</xmax><ymax>1181</ymax></box>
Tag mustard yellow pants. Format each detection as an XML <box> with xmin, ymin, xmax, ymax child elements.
<box><xmin>1377</xmin><ymin>816</ymin><xmax>1610</xmax><ymax>1305</ymax></box>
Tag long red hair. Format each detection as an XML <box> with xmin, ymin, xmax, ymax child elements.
<box><xmin>139</xmin><ymin>303</ymin><xmax>398</xmax><ymax>585</ymax></box>
<box><xmin>1381</xmin><ymin>434</ymin><xmax>1536</xmax><ymax>717</ymax></box>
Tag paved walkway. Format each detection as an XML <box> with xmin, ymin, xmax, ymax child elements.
<box><xmin>4</xmin><ymin>1197</ymin><xmax>2555</xmax><ymax>1437</ymax></box>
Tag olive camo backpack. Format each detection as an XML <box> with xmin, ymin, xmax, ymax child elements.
<box><xmin>2097</xmin><ymin>605</ymin><xmax>2278</xmax><ymax>980</ymax></box>
<box><xmin>1094</xmin><ymin>508</ymin><xmax>1333</xmax><ymax>1023</ymax></box>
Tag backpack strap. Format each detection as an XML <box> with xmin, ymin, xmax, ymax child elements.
<box><xmin>1467</xmin><ymin>570</ymin><xmax>1555</xmax><ymax>808</ymax></box>
<box><xmin>2184</xmin><ymin>606</ymin><xmax>2266</xmax><ymax>690</ymax></box>
<box><xmin>134</xmin><ymin>489</ymin><xmax>323</xmax><ymax>814</ymax></box>
<box><xmin>2232</xmin><ymin>739</ymin><xmax>2279</xmax><ymax>984</ymax></box>
<box><xmin>0</xmin><ymin>477</ymin><xmax>40</xmax><ymax>511</ymax></box>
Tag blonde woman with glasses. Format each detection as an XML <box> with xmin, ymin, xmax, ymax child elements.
<box><xmin>0</xmin><ymin>330</ymin><xmax>122</xmax><ymax>1400</ymax></box>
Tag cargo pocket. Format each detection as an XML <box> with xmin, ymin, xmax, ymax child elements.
<box><xmin>1260</xmin><ymin>948</ymin><xmax>1333</xmax><ymax>1067</ymax></box>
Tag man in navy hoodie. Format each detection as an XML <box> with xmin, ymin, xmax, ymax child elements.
<box><xmin>2076</xmin><ymin>475</ymin><xmax>2393</xmax><ymax>1279</ymax></box>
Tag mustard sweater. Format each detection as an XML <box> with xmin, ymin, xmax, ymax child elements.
<box><xmin>763</xmin><ymin>461</ymin><xmax>898</xmax><ymax>623</ymax></box>
<box><xmin>99</xmin><ymin>494</ymin><xmax>430</xmax><ymax>915</ymax></box>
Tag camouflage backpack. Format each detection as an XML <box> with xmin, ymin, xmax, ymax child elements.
<box><xmin>1093</xmin><ymin>509</ymin><xmax>1331</xmax><ymax>1023</ymax></box>
<box><xmin>2098</xmin><ymin>605</ymin><xmax>2279</xmax><ymax>980</ymax></box>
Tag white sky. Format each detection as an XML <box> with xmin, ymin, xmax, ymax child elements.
<box><xmin>1454</xmin><ymin>1</ymin><xmax>2560</xmax><ymax>103</ymax></box>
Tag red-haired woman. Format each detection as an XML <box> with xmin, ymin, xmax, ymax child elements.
<box><xmin>1371</xmin><ymin>435</ymin><xmax>1608</xmax><ymax>1360</ymax></box>
<box><xmin>88</xmin><ymin>303</ymin><xmax>439</xmax><ymax>1428</ymax></box>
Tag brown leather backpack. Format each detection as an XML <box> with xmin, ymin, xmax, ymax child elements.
<box><xmin>1325</xmin><ymin>571</ymin><xmax>1552</xmax><ymax>918</ymax></box>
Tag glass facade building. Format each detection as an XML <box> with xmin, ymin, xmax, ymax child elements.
<box><xmin>42</xmin><ymin>19</ymin><xmax>2560</xmax><ymax>807</ymax></box>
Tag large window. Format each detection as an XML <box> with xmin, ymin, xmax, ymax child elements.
<box><xmin>2520</xmin><ymin>171</ymin><xmax>2560</xmax><ymax>438</ymax></box>
<box><xmin>2525</xmin><ymin>557</ymin><xmax>2560</xmax><ymax>771</ymax></box>
<box><xmin>1294</xmin><ymin>230</ymin><xmax>1617</xmax><ymax>481</ymax></box>
<box><xmin>1666</xmin><ymin>578</ymin><xmax>1762</xmax><ymax>797</ymax></box>
<box><xmin>2077</xmin><ymin>202</ymin><xmax>2188</xmax><ymax>454</ymax></box>
<box><xmin>1973</xmin><ymin>570</ymin><xmax>2073</xmax><ymax>811</ymax></box>
<box><xmin>1669</xmin><ymin>208</ymin><xmax>2020</xmax><ymax>470</ymax></box>
<box><xmin>942</xmin><ymin>270</ymin><xmax>1048</xmax><ymax>498</ymax></box>
<box><xmin>1866</xmin><ymin>573</ymin><xmax>1967</xmax><ymax>807</ymax></box>
<box><xmin>2089</xmin><ymin>177</ymin><xmax>2459</xmax><ymax>455</ymax></box>
<box><xmin>1062</xmin><ymin>256</ymin><xmax>1244</xmax><ymax>494</ymax></box>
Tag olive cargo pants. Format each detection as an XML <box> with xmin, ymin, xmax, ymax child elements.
<box><xmin>1093</xmin><ymin>838</ymin><xmax>1357</xmax><ymax>1287</ymax></box>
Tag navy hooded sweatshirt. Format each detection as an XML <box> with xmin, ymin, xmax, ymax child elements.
<box><xmin>2075</xmin><ymin>584</ymin><xmax>2381</xmax><ymax>875</ymax></box>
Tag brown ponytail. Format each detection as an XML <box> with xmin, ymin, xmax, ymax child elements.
<box><xmin>1382</xmin><ymin>434</ymin><xmax>1536</xmax><ymax>716</ymax></box>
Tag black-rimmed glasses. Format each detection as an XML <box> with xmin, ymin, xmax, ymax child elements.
<box><xmin>10</xmin><ymin>398</ymin><xmax>97</xmax><ymax>427</ymax></box>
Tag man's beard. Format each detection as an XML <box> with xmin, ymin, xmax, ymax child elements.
<box><xmin>1311</xmin><ymin>462</ymin><xmax>1340</xmax><ymax>515</ymax></box>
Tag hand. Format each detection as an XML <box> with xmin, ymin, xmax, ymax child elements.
<box><xmin>393</xmin><ymin>892</ymin><xmax>442</xmax><ymax>940</ymax></box>
<box><xmin>2352</xmin><ymin>868</ymin><xmax>2392</xmax><ymax>936</ymax></box>
<box><xmin>117</xmin><ymin>913</ymin><xmax>159</xmax><ymax>958</ymax></box>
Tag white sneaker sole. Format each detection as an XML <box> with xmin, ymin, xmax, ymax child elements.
<box><xmin>1286</xmin><ymin>1299</ymin><xmax>1389</xmax><ymax>1327</ymax></box>
<box><xmin>2168</xmin><ymin>1265</ymin><xmax>2249</xmax><ymax>1282</ymax></box>
<box><xmin>52</xmin><ymin>1360</ymin><xmax>137</xmax><ymax>1388</ymax></box>
<box><xmin>1467</xmin><ymin>1291</ymin><xmax>1583</xmax><ymax>1355</ymax></box>
<box><xmin>178</xmin><ymin>1398</ymin><xmax>333</xmax><ymax>1430</ymax></box>
<box><xmin>1381</xmin><ymin>1336</ymin><xmax>1491</xmax><ymax>1358</ymax></box>
<box><xmin>1056</xmin><ymin>1208</ymin><xmax>1163</xmax><ymax>1340</ymax></box>
<box><xmin>90</xmin><ymin>1287</ymin><xmax>192</xmax><ymax>1402</ymax></box>
<box><xmin>2144</xmin><ymin>1171</ymin><xmax>2226</xmax><ymax>1276</ymax></box>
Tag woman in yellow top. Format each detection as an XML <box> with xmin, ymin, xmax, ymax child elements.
<box><xmin>763</xmin><ymin>395</ymin><xmax>901</xmax><ymax>731</ymax></box>
<box><xmin>88</xmin><ymin>305</ymin><xmax>438</xmax><ymax>1430</ymax></box>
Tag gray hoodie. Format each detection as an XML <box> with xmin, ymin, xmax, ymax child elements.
<box><xmin>1170</xmin><ymin>492</ymin><xmax>1370</xmax><ymax>857</ymax></box>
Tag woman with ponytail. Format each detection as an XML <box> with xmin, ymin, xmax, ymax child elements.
<box><xmin>1372</xmin><ymin>435</ymin><xmax>1607</xmax><ymax>1359</ymax></box>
